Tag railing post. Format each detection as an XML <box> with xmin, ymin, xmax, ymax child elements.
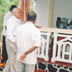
<box><xmin>51</xmin><ymin>33</ymin><xmax>57</xmax><ymax>62</ymax></box>
<box><xmin>36</xmin><ymin>32</ymin><xmax>51</xmax><ymax>61</ymax></box>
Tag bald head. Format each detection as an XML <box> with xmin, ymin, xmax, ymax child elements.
<box><xmin>27</xmin><ymin>12</ymin><xmax>37</xmax><ymax>24</ymax></box>
<box><xmin>13</xmin><ymin>8</ymin><xmax>22</xmax><ymax>19</ymax></box>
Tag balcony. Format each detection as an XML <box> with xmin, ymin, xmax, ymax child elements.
<box><xmin>36</xmin><ymin>28</ymin><xmax>72</xmax><ymax>72</ymax></box>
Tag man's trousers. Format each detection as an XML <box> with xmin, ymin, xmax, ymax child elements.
<box><xmin>16</xmin><ymin>61</ymin><xmax>35</xmax><ymax>72</ymax></box>
<box><xmin>3</xmin><ymin>38</ymin><xmax>17</xmax><ymax>72</ymax></box>
<box><xmin>1</xmin><ymin>35</ymin><xmax>8</xmax><ymax>63</ymax></box>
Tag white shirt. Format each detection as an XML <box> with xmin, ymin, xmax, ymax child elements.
<box><xmin>16</xmin><ymin>22</ymin><xmax>41</xmax><ymax>64</ymax></box>
<box><xmin>2</xmin><ymin>11</ymin><xmax>13</xmax><ymax>36</ymax></box>
<box><xmin>6</xmin><ymin>16</ymin><xmax>23</xmax><ymax>43</ymax></box>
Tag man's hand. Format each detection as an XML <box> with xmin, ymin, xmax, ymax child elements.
<box><xmin>0</xmin><ymin>54</ymin><xmax>2</xmax><ymax>60</ymax></box>
<box><xmin>5</xmin><ymin>26</ymin><xmax>7</xmax><ymax>30</ymax></box>
<box><xmin>36</xmin><ymin>26</ymin><xmax>42</xmax><ymax>28</ymax></box>
<box><xmin>19</xmin><ymin>54</ymin><xmax>26</xmax><ymax>62</ymax></box>
<box><xmin>19</xmin><ymin>46</ymin><xmax>37</xmax><ymax>62</ymax></box>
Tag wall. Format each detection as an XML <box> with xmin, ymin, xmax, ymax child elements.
<box><xmin>48</xmin><ymin>0</ymin><xmax>55</xmax><ymax>27</ymax></box>
<box><xmin>53</xmin><ymin>0</ymin><xmax>72</xmax><ymax>28</ymax></box>
<box><xmin>35</xmin><ymin>0</ymin><xmax>50</xmax><ymax>27</ymax></box>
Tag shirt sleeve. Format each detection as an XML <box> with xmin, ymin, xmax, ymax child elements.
<box><xmin>21</xmin><ymin>21</ymin><xmax>24</xmax><ymax>24</ymax></box>
<box><xmin>3</xmin><ymin>15</ymin><xmax>7</xmax><ymax>28</ymax></box>
<box><xmin>19</xmin><ymin>19</ymin><xmax>24</xmax><ymax>25</ymax></box>
<box><xmin>33</xmin><ymin>29</ymin><xmax>41</xmax><ymax>46</ymax></box>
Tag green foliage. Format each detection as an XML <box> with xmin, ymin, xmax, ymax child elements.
<box><xmin>0</xmin><ymin>25</ymin><xmax>2</xmax><ymax>31</ymax></box>
<box><xmin>30</xmin><ymin>0</ymin><xmax>35</xmax><ymax>12</ymax></box>
<box><xmin>0</xmin><ymin>0</ymin><xmax>19</xmax><ymax>31</ymax></box>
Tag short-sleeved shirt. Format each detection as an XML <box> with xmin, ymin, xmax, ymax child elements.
<box><xmin>16</xmin><ymin>22</ymin><xmax>41</xmax><ymax>64</ymax></box>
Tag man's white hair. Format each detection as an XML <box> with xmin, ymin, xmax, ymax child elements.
<box><xmin>13</xmin><ymin>8</ymin><xmax>17</xmax><ymax>14</ymax></box>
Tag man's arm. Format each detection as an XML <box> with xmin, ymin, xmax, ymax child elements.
<box><xmin>35</xmin><ymin>26</ymin><xmax>42</xmax><ymax>28</ymax></box>
<box><xmin>24</xmin><ymin>46</ymin><xmax>37</xmax><ymax>55</ymax></box>
<box><xmin>19</xmin><ymin>46</ymin><xmax>37</xmax><ymax>62</ymax></box>
<box><xmin>5</xmin><ymin>26</ymin><xmax>7</xmax><ymax>30</ymax></box>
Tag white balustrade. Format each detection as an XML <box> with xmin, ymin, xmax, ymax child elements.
<box><xmin>51</xmin><ymin>33</ymin><xmax>72</xmax><ymax>63</ymax></box>
<box><xmin>36</xmin><ymin>28</ymin><xmax>72</xmax><ymax>63</ymax></box>
<box><xmin>36</xmin><ymin>32</ymin><xmax>51</xmax><ymax>61</ymax></box>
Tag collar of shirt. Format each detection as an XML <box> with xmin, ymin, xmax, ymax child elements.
<box><xmin>12</xmin><ymin>15</ymin><xmax>20</xmax><ymax>22</ymax></box>
<box><xmin>27</xmin><ymin>21</ymin><xmax>35</xmax><ymax>27</ymax></box>
<box><xmin>8</xmin><ymin>11</ymin><xmax>13</xmax><ymax>15</ymax></box>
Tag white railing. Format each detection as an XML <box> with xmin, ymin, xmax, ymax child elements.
<box><xmin>36</xmin><ymin>32</ymin><xmax>51</xmax><ymax>61</ymax></box>
<box><xmin>36</xmin><ymin>28</ymin><xmax>72</xmax><ymax>63</ymax></box>
<box><xmin>51</xmin><ymin>33</ymin><xmax>72</xmax><ymax>63</ymax></box>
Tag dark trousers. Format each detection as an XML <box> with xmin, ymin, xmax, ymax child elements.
<box><xmin>1</xmin><ymin>35</ymin><xmax>8</xmax><ymax>63</ymax></box>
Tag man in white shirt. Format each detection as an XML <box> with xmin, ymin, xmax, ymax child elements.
<box><xmin>1</xmin><ymin>5</ymin><xmax>17</xmax><ymax>63</ymax></box>
<box><xmin>16</xmin><ymin>12</ymin><xmax>41</xmax><ymax>72</ymax></box>
<box><xmin>3</xmin><ymin>8</ymin><xmax>23</xmax><ymax>72</ymax></box>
